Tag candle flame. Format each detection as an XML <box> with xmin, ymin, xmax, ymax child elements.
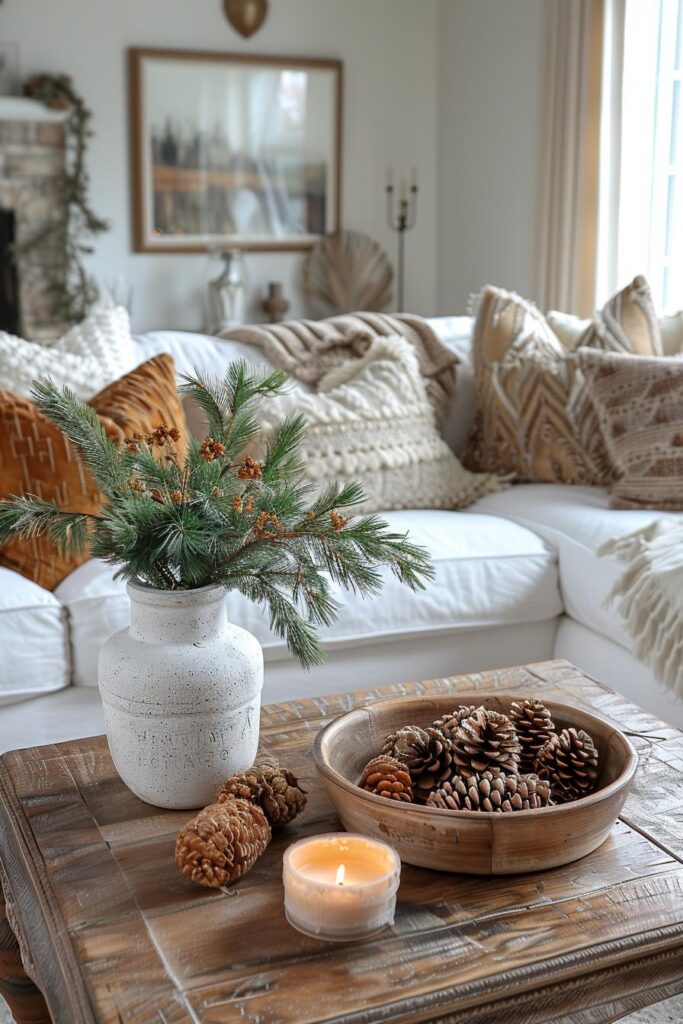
<box><xmin>335</xmin><ymin>863</ymin><xmax>346</xmax><ymax>886</ymax></box>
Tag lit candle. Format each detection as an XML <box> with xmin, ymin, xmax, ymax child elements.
<box><xmin>283</xmin><ymin>833</ymin><xmax>400</xmax><ymax>942</ymax></box>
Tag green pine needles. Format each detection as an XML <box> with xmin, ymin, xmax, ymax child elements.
<box><xmin>0</xmin><ymin>364</ymin><xmax>433</xmax><ymax>668</ymax></box>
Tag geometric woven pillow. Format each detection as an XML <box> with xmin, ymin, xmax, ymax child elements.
<box><xmin>580</xmin><ymin>348</ymin><xmax>683</xmax><ymax>509</ymax></box>
<box><xmin>0</xmin><ymin>354</ymin><xmax>185</xmax><ymax>590</ymax></box>
<box><xmin>464</xmin><ymin>277</ymin><xmax>662</xmax><ymax>485</ymax></box>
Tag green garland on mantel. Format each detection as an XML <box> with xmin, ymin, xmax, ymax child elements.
<box><xmin>15</xmin><ymin>73</ymin><xmax>109</xmax><ymax>326</ymax></box>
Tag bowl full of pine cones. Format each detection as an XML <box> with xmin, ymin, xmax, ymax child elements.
<box><xmin>313</xmin><ymin>694</ymin><xmax>637</xmax><ymax>874</ymax></box>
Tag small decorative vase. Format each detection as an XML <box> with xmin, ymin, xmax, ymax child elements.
<box><xmin>208</xmin><ymin>249</ymin><xmax>246</xmax><ymax>332</ymax></box>
<box><xmin>98</xmin><ymin>583</ymin><xmax>263</xmax><ymax>809</ymax></box>
<box><xmin>262</xmin><ymin>281</ymin><xmax>290</xmax><ymax>323</ymax></box>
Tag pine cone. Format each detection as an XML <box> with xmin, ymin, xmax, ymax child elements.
<box><xmin>359</xmin><ymin>755</ymin><xmax>413</xmax><ymax>802</ymax></box>
<box><xmin>509</xmin><ymin>698</ymin><xmax>556</xmax><ymax>772</ymax></box>
<box><xmin>217</xmin><ymin>759</ymin><xmax>307</xmax><ymax>827</ymax></box>
<box><xmin>427</xmin><ymin>771</ymin><xmax>552</xmax><ymax>812</ymax></box>
<box><xmin>175</xmin><ymin>798</ymin><xmax>271</xmax><ymax>888</ymax></box>
<box><xmin>383</xmin><ymin>725</ymin><xmax>453</xmax><ymax>799</ymax></box>
<box><xmin>535</xmin><ymin>727</ymin><xmax>599</xmax><ymax>803</ymax></box>
<box><xmin>431</xmin><ymin>705</ymin><xmax>479</xmax><ymax>741</ymax></box>
<box><xmin>451</xmin><ymin>707</ymin><xmax>521</xmax><ymax>778</ymax></box>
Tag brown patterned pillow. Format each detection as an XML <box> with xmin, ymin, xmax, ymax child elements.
<box><xmin>0</xmin><ymin>354</ymin><xmax>185</xmax><ymax>589</ymax></box>
<box><xmin>464</xmin><ymin>278</ymin><xmax>662</xmax><ymax>484</ymax></box>
<box><xmin>580</xmin><ymin>349</ymin><xmax>683</xmax><ymax>509</ymax></box>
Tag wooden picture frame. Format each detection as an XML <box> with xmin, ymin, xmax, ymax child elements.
<box><xmin>129</xmin><ymin>47</ymin><xmax>342</xmax><ymax>253</ymax></box>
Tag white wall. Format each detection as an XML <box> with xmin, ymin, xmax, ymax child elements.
<box><xmin>436</xmin><ymin>0</ymin><xmax>545</xmax><ymax>315</ymax></box>
<box><xmin>1</xmin><ymin>0</ymin><xmax>439</xmax><ymax>331</ymax></box>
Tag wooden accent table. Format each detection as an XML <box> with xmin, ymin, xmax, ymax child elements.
<box><xmin>1</xmin><ymin>660</ymin><xmax>683</xmax><ymax>1024</ymax></box>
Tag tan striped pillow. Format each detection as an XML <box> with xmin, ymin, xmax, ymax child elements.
<box><xmin>580</xmin><ymin>349</ymin><xmax>683</xmax><ymax>510</ymax></box>
<box><xmin>464</xmin><ymin>278</ymin><xmax>662</xmax><ymax>484</ymax></box>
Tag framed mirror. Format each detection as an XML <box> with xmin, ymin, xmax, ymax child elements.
<box><xmin>129</xmin><ymin>48</ymin><xmax>342</xmax><ymax>252</ymax></box>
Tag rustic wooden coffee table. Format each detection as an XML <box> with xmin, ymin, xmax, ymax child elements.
<box><xmin>1</xmin><ymin>660</ymin><xmax>682</xmax><ymax>1024</ymax></box>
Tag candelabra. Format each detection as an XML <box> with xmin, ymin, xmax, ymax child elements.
<box><xmin>385</xmin><ymin>169</ymin><xmax>419</xmax><ymax>313</ymax></box>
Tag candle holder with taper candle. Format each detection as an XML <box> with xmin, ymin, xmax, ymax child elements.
<box><xmin>385</xmin><ymin>167</ymin><xmax>419</xmax><ymax>313</ymax></box>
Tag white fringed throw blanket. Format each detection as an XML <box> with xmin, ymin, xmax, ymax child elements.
<box><xmin>599</xmin><ymin>521</ymin><xmax>683</xmax><ymax>698</ymax></box>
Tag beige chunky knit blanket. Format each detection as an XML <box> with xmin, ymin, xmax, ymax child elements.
<box><xmin>600</xmin><ymin>521</ymin><xmax>683</xmax><ymax>698</ymax></box>
<box><xmin>220</xmin><ymin>311</ymin><xmax>457</xmax><ymax>422</ymax></box>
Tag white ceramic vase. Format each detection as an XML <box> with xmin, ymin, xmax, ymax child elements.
<box><xmin>98</xmin><ymin>582</ymin><xmax>263</xmax><ymax>809</ymax></box>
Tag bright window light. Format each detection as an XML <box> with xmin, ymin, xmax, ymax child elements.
<box><xmin>613</xmin><ymin>0</ymin><xmax>683</xmax><ymax>311</ymax></box>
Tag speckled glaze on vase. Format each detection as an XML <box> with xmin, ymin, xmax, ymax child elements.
<box><xmin>98</xmin><ymin>582</ymin><xmax>263</xmax><ymax>809</ymax></box>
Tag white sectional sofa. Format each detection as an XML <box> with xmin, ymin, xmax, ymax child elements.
<box><xmin>1</xmin><ymin>317</ymin><xmax>680</xmax><ymax>752</ymax></box>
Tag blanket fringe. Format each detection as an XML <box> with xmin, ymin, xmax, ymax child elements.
<box><xmin>598</xmin><ymin>520</ymin><xmax>683</xmax><ymax>699</ymax></box>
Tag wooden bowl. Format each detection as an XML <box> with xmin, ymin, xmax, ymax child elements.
<box><xmin>313</xmin><ymin>694</ymin><xmax>638</xmax><ymax>874</ymax></box>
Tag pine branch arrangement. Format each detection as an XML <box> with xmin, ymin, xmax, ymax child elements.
<box><xmin>0</xmin><ymin>363</ymin><xmax>433</xmax><ymax>669</ymax></box>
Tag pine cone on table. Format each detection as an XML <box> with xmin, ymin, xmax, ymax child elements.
<box><xmin>217</xmin><ymin>759</ymin><xmax>307</xmax><ymax>827</ymax></box>
<box><xmin>359</xmin><ymin>755</ymin><xmax>414</xmax><ymax>802</ymax></box>
<box><xmin>175</xmin><ymin>798</ymin><xmax>271</xmax><ymax>888</ymax></box>
<box><xmin>534</xmin><ymin>727</ymin><xmax>599</xmax><ymax>803</ymax></box>
<box><xmin>427</xmin><ymin>771</ymin><xmax>552</xmax><ymax>812</ymax></box>
<box><xmin>382</xmin><ymin>724</ymin><xmax>453</xmax><ymax>799</ymax></box>
<box><xmin>509</xmin><ymin>698</ymin><xmax>556</xmax><ymax>772</ymax></box>
<box><xmin>431</xmin><ymin>705</ymin><xmax>479</xmax><ymax>741</ymax></box>
<box><xmin>451</xmin><ymin>707</ymin><xmax>521</xmax><ymax>778</ymax></box>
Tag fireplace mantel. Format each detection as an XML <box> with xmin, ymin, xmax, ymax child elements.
<box><xmin>0</xmin><ymin>97</ymin><xmax>68</xmax><ymax>123</ymax></box>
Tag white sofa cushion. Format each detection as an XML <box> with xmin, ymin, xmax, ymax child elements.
<box><xmin>428</xmin><ymin>316</ymin><xmax>476</xmax><ymax>454</ymax></box>
<box><xmin>53</xmin><ymin>507</ymin><xmax>561</xmax><ymax>687</ymax></box>
<box><xmin>0</xmin><ymin>568</ymin><xmax>69</xmax><ymax>704</ymax></box>
<box><xmin>55</xmin><ymin>559</ymin><xmax>131</xmax><ymax>688</ymax></box>
<box><xmin>132</xmin><ymin>330</ymin><xmax>274</xmax><ymax>378</ymax></box>
<box><xmin>553</xmin><ymin>616</ymin><xmax>683</xmax><ymax>727</ymax></box>
<box><xmin>471</xmin><ymin>484</ymin><xmax>681</xmax><ymax>651</ymax></box>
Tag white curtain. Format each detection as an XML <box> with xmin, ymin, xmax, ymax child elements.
<box><xmin>536</xmin><ymin>0</ymin><xmax>605</xmax><ymax>316</ymax></box>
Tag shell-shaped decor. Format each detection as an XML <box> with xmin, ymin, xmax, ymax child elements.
<box><xmin>304</xmin><ymin>231</ymin><xmax>393</xmax><ymax>318</ymax></box>
<box><xmin>223</xmin><ymin>0</ymin><xmax>269</xmax><ymax>38</ymax></box>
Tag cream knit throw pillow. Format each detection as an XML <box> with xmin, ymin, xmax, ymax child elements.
<box><xmin>0</xmin><ymin>303</ymin><xmax>136</xmax><ymax>399</ymax></box>
<box><xmin>259</xmin><ymin>335</ymin><xmax>507</xmax><ymax>513</ymax></box>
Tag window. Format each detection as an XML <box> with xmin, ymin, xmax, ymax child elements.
<box><xmin>650</xmin><ymin>0</ymin><xmax>683</xmax><ymax>310</ymax></box>
<box><xmin>600</xmin><ymin>0</ymin><xmax>683</xmax><ymax>312</ymax></box>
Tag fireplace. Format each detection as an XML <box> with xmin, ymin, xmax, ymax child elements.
<box><xmin>0</xmin><ymin>99</ymin><xmax>67</xmax><ymax>338</ymax></box>
<box><xmin>0</xmin><ymin>208</ymin><xmax>20</xmax><ymax>334</ymax></box>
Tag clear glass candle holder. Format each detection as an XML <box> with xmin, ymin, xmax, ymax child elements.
<box><xmin>283</xmin><ymin>833</ymin><xmax>401</xmax><ymax>942</ymax></box>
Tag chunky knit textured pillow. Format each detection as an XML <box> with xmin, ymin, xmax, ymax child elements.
<box><xmin>0</xmin><ymin>303</ymin><xmax>136</xmax><ymax>398</ymax></box>
<box><xmin>0</xmin><ymin>354</ymin><xmax>184</xmax><ymax>589</ymax></box>
<box><xmin>465</xmin><ymin>278</ymin><xmax>662</xmax><ymax>484</ymax></box>
<box><xmin>258</xmin><ymin>335</ymin><xmax>507</xmax><ymax>514</ymax></box>
<box><xmin>580</xmin><ymin>349</ymin><xmax>683</xmax><ymax>510</ymax></box>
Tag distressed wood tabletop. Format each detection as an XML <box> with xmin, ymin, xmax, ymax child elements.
<box><xmin>1</xmin><ymin>660</ymin><xmax>683</xmax><ymax>1024</ymax></box>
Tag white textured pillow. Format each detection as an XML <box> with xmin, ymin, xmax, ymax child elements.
<box><xmin>0</xmin><ymin>303</ymin><xmax>136</xmax><ymax>398</ymax></box>
<box><xmin>259</xmin><ymin>335</ymin><xmax>507</xmax><ymax>513</ymax></box>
